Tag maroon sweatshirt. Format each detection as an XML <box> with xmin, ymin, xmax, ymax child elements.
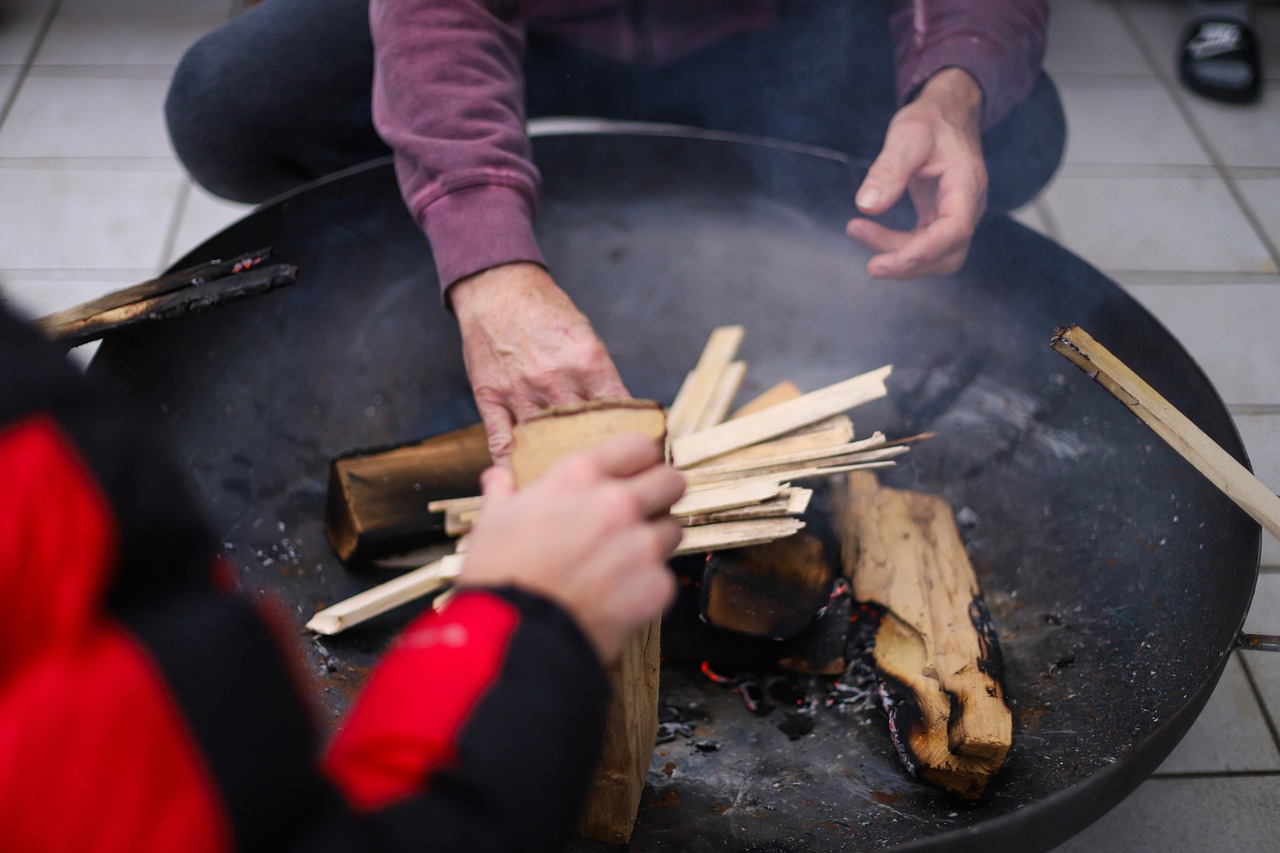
<box><xmin>370</xmin><ymin>0</ymin><xmax>1048</xmax><ymax>293</ymax></box>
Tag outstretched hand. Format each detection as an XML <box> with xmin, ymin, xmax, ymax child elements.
<box><xmin>846</xmin><ymin>68</ymin><xmax>988</xmax><ymax>280</ymax></box>
<box><xmin>458</xmin><ymin>433</ymin><xmax>685</xmax><ymax>664</ymax></box>
<box><xmin>450</xmin><ymin>262</ymin><xmax>630</xmax><ymax>467</ymax></box>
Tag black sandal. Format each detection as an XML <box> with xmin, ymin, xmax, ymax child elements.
<box><xmin>1178</xmin><ymin>18</ymin><xmax>1262</xmax><ymax>104</ymax></box>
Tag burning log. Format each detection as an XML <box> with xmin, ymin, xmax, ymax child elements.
<box><xmin>700</xmin><ymin>532</ymin><xmax>835</xmax><ymax>639</ymax></box>
<box><xmin>835</xmin><ymin>471</ymin><xmax>1011</xmax><ymax>800</ymax></box>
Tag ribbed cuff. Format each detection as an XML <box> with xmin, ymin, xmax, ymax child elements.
<box><xmin>899</xmin><ymin>44</ymin><xmax>1026</xmax><ymax>130</ymax></box>
<box><xmin>419</xmin><ymin>184</ymin><xmax>546</xmax><ymax>299</ymax></box>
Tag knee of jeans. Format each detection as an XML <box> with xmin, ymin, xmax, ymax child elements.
<box><xmin>165</xmin><ymin>35</ymin><xmax>285</xmax><ymax>203</ymax></box>
<box><xmin>985</xmin><ymin>73</ymin><xmax>1066</xmax><ymax>212</ymax></box>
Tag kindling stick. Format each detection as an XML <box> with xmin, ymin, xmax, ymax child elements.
<box><xmin>306</xmin><ymin>553</ymin><xmax>466</xmax><ymax>636</ymax></box>
<box><xmin>670</xmin><ymin>365</ymin><xmax>892</xmax><ymax>468</ymax></box>
<box><xmin>1051</xmin><ymin>325</ymin><xmax>1280</xmax><ymax>542</ymax></box>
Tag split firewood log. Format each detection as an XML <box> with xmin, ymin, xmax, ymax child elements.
<box><xmin>835</xmin><ymin>471</ymin><xmax>1011</xmax><ymax>800</ymax></box>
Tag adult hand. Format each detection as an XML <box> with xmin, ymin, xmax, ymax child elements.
<box><xmin>458</xmin><ymin>433</ymin><xmax>686</xmax><ymax>664</ymax></box>
<box><xmin>450</xmin><ymin>262</ymin><xmax>630</xmax><ymax>467</ymax></box>
<box><xmin>846</xmin><ymin>68</ymin><xmax>988</xmax><ymax>280</ymax></box>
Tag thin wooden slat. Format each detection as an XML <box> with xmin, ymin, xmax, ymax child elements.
<box><xmin>684</xmin><ymin>441</ymin><xmax>906</xmax><ymax>486</ymax></box>
<box><xmin>306</xmin><ymin>553</ymin><xmax>466</xmax><ymax>636</ymax></box>
<box><xmin>673</xmin><ymin>517</ymin><xmax>806</xmax><ymax>556</ymax></box>
<box><xmin>666</xmin><ymin>326</ymin><xmax>745</xmax><ymax>440</ymax></box>
<box><xmin>681</xmin><ymin>488</ymin><xmax>813</xmax><ymax>527</ymax></box>
<box><xmin>671</xmin><ymin>365</ymin><xmax>893</xmax><ymax>468</ymax></box>
<box><xmin>1053</xmin><ymin>325</ymin><xmax>1280</xmax><ymax>541</ymax></box>
<box><xmin>683</xmin><ymin>421</ymin><xmax>857</xmax><ymax>470</ymax></box>
<box><xmin>670</xmin><ymin>479</ymin><xmax>782</xmax><ymax>517</ymax></box>
<box><xmin>693</xmin><ymin>360</ymin><xmax>748</xmax><ymax>432</ymax></box>
<box><xmin>684</xmin><ymin>459</ymin><xmax>898</xmax><ymax>493</ymax></box>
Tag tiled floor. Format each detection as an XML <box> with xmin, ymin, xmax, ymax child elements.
<box><xmin>1</xmin><ymin>0</ymin><xmax>1277</xmax><ymax>849</ymax></box>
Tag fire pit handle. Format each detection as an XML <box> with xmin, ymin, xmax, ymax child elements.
<box><xmin>1236</xmin><ymin>632</ymin><xmax>1280</xmax><ymax>653</ymax></box>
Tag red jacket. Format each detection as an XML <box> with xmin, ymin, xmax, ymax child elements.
<box><xmin>369</xmin><ymin>0</ymin><xmax>1048</xmax><ymax>291</ymax></box>
<box><xmin>0</xmin><ymin>307</ymin><xmax>607</xmax><ymax>851</ymax></box>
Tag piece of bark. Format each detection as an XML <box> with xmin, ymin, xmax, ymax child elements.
<box><xmin>836</xmin><ymin>471</ymin><xmax>1011</xmax><ymax>800</ymax></box>
<box><xmin>670</xmin><ymin>365</ymin><xmax>892</xmax><ymax>468</ymax></box>
<box><xmin>510</xmin><ymin>399</ymin><xmax>666</xmax><ymax>846</ymax></box>
<box><xmin>700</xmin><ymin>532</ymin><xmax>835</xmax><ymax>639</ymax></box>
<box><xmin>511</xmin><ymin>399</ymin><xmax>666</xmax><ymax>487</ymax></box>
<box><xmin>325</xmin><ymin>424</ymin><xmax>491</xmax><ymax>563</ymax></box>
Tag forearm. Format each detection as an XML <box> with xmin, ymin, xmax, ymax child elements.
<box><xmin>889</xmin><ymin>0</ymin><xmax>1049</xmax><ymax>129</ymax></box>
<box><xmin>323</xmin><ymin>587</ymin><xmax>608</xmax><ymax>851</ymax></box>
<box><xmin>370</xmin><ymin>0</ymin><xmax>544</xmax><ymax>291</ymax></box>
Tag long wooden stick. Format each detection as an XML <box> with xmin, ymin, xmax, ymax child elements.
<box><xmin>670</xmin><ymin>365</ymin><xmax>892</xmax><ymax>467</ymax></box>
<box><xmin>1052</xmin><ymin>325</ymin><xmax>1280</xmax><ymax>541</ymax></box>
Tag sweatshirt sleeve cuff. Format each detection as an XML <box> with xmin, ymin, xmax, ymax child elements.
<box><xmin>898</xmin><ymin>44</ymin><xmax>1029</xmax><ymax>130</ymax></box>
<box><xmin>418</xmin><ymin>184</ymin><xmax>547</xmax><ymax>298</ymax></box>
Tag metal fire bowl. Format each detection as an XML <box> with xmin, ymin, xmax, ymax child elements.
<box><xmin>92</xmin><ymin>129</ymin><xmax>1260</xmax><ymax>852</ymax></box>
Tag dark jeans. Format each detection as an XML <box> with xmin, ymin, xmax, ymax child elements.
<box><xmin>167</xmin><ymin>0</ymin><xmax>1064</xmax><ymax>211</ymax></box>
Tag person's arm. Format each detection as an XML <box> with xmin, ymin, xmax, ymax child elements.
<box><xmin>370</xmin><ymin>0</ymin><xmax>627</xmax><ymax>466</ymax></box>
<box><xmin>324</xmin><ymin>435</ymin><xmax>684</xmax><ymax>850</ymax></box>
<box><xmin>846</xmin><ymin>0</ymin><xmax>1048</xmax><ymax>279</ymax></box>
<box><xmin>0</xmin><ymin>305</ymin><xmax>682</xmax><ymax>851</ymax></box>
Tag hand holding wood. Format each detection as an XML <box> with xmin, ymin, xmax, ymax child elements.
<box><xmin>450</xmin><ymin>262</ymin><xmax>630</xmax><ymax>466</ymax></box>
<box><xmin>457</xmin><ymin>433</ymin><xmax>685</xmax><ymax>663</ymax></box>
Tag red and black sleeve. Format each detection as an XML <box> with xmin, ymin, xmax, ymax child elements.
<box><xmin>0</xmin><ymin>305</ymin><xmax>608</xmax><ymax>853</ymax></box>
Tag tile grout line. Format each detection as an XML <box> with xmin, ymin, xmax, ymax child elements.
<box><xmin>0</xmin><ymin>0</ymin><xmax>66</xmax><ymax>131</ymax></box>
<box><xmin>1235</xmin><ymin>651</ymin><xmax>1280</xmax><ymax>759</ymax></box>
<box><xmin>1112</xmin><ymin>1</ymin><xmax>1280</xmax><ymax>272</ymax></box>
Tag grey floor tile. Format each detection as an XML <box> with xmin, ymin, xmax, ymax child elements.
<box><xmin>1181</xmin><ymin>88</ymin><xmax>1280</xmax><ymax>169</ymax></box>
<box><xmin>1043</xmin><ymin>175</ymin><xmax>1276</xmax><ymax>274</ymax></box>
<box><xmin>1121</xmin><ymin>0</ymin><xmax>1194</xmax><ymax>78</ymax></box>
<box><xmin>35</xmin><ymin>0</ymin><xmax>230</xmax><ymax>67</ymax></box>
<box><xmin>0</xmin><ymin>70</ymin><xmax>17</xmax><ymax>107</ymax></box>
<box><xmin>0</xmin><ymin>167</ymin><xmax>182</xmax><ymax>269</ymax></box>
<box><xmin>1235</xmin><ymin>177</ymin><xmax>1280</xmax><ymax>256</ymax></box>
<box><xmin>1122</xmin><ymin>280</ymin><xmax>1280</xmax><ymax>407</ymax></box>
<box><xmin>0</xmin><ymin>0</ymin><xmax>54</xmax><ymax>66</ymax></box>
<box><xmin>0</xmin><ymin>73</ymin><xmax>175</xmax><ymax>159</ymax></box>
<box><xmin>1052</xmin><ymin>776</ymin><xmax>1280</xmax><ymax>852</ymax></box>
<box><xmin>1046</xmin><ymin>0</ymin><xmax>1154</xmax><ymax>77</ymax></box>
<box><xmin>1057</xmin><ymin>77</ymin><xmax>1210</xmax><ymax>166</ymax></box>
<box><xmin>1242</xmin><ymin>574</ymin><xmax>1280</xmax><ymax>719</ymax></box>
<box><xmin>167</xmin><ymin>181</ymin><xmax>252</xmax><ymax>266</ymax></box>
<box><xmin>1154</xmin><ymin>653</ymin><xmax>1279</xmax><ymax>774</ymax></box>
<box><xmin>1233</xmin><ymin>414</ymin><xmax>1280</xmax><ymax>568</ymax></box>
